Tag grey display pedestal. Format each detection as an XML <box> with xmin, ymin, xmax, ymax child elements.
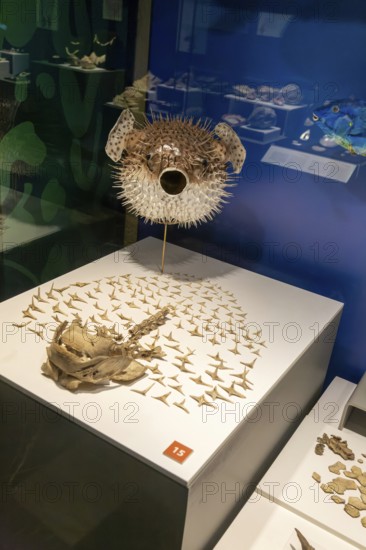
<box><xmin>0</xmin><ymin>238</ymin><xmax>343</xmax><ymax>549</ymax></box>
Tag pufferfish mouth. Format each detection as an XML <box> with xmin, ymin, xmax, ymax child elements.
<box><xmin>159</xmin><ymin>168</ymin><xmax>189</xmax><ymax>196</ymax></box>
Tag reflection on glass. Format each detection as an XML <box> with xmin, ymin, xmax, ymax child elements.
<box><xmin>0</xmin><ymin>1</ymin><xmax>147</xmax><ymax>301</ymax></box>
<box><xmin>300</xmin><ymin>129</ymin><xmax>311</xmax><ymax>141</ymax></box>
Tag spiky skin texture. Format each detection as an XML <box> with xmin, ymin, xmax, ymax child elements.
<box><xmin>113</xmin><ymin>116</ymin><xmax>236</xmax><ymax>228</ymax></box>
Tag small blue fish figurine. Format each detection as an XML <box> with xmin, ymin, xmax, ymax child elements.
<box><xmin>313</xmin><ymin>99</ymin><xmax>366</xmax><ymax>155</ymax></box>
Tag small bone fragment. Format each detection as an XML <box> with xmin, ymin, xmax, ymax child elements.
<box><xmin>320</xmin><ymin>483</ymin><xmax>334</xmax><ymax>494</ymax></box>
<box><xmin>344</xmin><ymin>504</ymin><xmax>360</xmax><ymax>518</ymax></box>
<box><xmin>294</xmin><ymin>528</ymin><xmax>315</xmax><ymax>550</ymax></box>
<box><xmin>344</xmin><ymin>471</ymin><xmax>358</xmax><ymax>479</ymax></box>
<box><xmin>358</xmin><ymin>474</ymin><xmax>366</xmax><ymax>487</ymax></box>
<box><xmin>347</xmin><ymin>497</ymin><xmax>366</xmax><ymax>511</ymax></box>
<box><xmin>328</xmin><ymin>477</ymin><xmax>357</xmax><ymax>495</ymax></box>
<box><xmin>317</xmin><ymin>433</ymin><xmax>355</xmax><ymax>460</ymax></box>
<box><xmin>331</xmin><ymin>495</ymin><xmax>345</xmax><ymax>504</ymax></box>
<box><xmin>312</xmin><ymin>472</ymin><xmax>321</xmax><ymax>483</ymax></box>
<box><xmin>328</xmin><ymin>434</ymin><xmax>355</xmax><ymax>460</ymax></box>
<box><xmin>315</xmin><ymin>443</ymin><xmax>325</xmax><ymax>455</ymax></box>
<box><xmin>328</xmin><ymin>461</ymin><xmax>346</xmax><ymax>474</ymax></box>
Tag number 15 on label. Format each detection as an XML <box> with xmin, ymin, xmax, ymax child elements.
<box><xmin>163</xmin><ymin>441</ymin><xmax>193</xmax><ymax>463</ymax></box>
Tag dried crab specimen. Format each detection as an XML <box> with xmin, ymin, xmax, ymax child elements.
<box><xmin>42</xmin><ymin>307</ymin><xmax>171</xmax><ymax>391</ymax></box>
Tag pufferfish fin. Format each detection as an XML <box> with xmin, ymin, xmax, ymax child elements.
<box><xmin>105</xmin><ymin>109</ymin><xmax>135</xmax><ymax>162</ymax></box>
<box><xmin>214</xmin><ymin>122</ymin><xmax>246</xmax><ymax>174</ymax></box>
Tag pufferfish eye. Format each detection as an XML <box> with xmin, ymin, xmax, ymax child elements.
<box><xmin>332</xmin><ymin>105</ymin><xmax>340</xmax><ymax>113</ymax></box>
<box><xmin>312</xmin><ymin>114</ymin><xmax>319</xmax><ymax>121</ymax></box>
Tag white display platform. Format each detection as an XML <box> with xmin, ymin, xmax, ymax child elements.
<box><xmin>0</xmin><ymin>216</ymin><xmax>61</xmax><ymax>252</ymax></box>
<box><xmin>257</xmin><ymin>377</ymin><xmax>366</xmax><ymax>549</ymax></box>
<box><xmin>214</xmin><ymin>493</ymin><xmax>356</xmax><ymax>550</ymax></box>
<box><xmin>262</xmin><ymin>145</ymin><xmax>356</xmax><ymax>184</ymax></box>
<box><xmin>1</xmin><ymin>188</ymin><xmax>61</xmax><ymax>252</ymax></box>
<box><xmin>0</xmin><ymin>237</ymin><xmax>343</xmax><ymax>549</ymax></box>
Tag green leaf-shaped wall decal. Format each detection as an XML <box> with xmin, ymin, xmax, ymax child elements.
<box><xmin>52</xmin><ymin>0</ymin><xmax>92</xmax><ymax>57</ymax></box>
<box><xmin>1</xmin><ymin>0</ymin><xmax>37</xmax><ymax>47</ymax></box>
<box><xmin>0</xmin><ymin>122</ymin><xmax>47</xmax><ymax>201</ymax></box>
<box><xmin>15</xmin><ymin>80</ymin><xmax>28</xmax><ymax>102</ymax></box>
<box><xmin>60</xmin><ymin>69</ymin><xmax>101</xmax><ymax>137</ymax></box>
<box><xmin>40</xmin><ymin>242</ymin><xmax>67</xmax><ymax>282</ymax></box>
<box><xmin>41</xmin><ymin>178</ymin><xmax>66</xmax><ymax>222</ymax></box>
<box><xmin>3</xmin><ymin>259</ymin><xmax>39</xmax><ymax>286</ymax></box>
<box><xmin>69</xmin><ymin>112</ymin><xmax>102</xmax><ymax>190</ymax></box>
<box><xmin>7</xmin><ymin>182</ymin><xmax>35</xmax><ymax>224</ymax></box>
<box><xmin>36</xmin><ymin>73</ymin><xmax>56</xmax><ymax>99</ymax></box>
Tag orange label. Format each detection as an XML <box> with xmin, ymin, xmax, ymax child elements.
<box><xmin>163</xmin><ymin>441</ymin><xmax>193</xmax><ymax>463</ymax></box>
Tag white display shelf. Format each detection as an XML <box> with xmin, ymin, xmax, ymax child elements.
<box><xmin>0</xmin><ymin>237</ymin><xmax>343</xmax><ymax>549</ymax></box>
<box><xmin>0</xmin><ymin>187</ymin><xmax>62</xmax><ymax>252</ymax></box>
<box><xmin>262</xmin><ymin>145</ymin><xmax>357</xmax><ymax>184</ymax></box>
<box><xmin>225</xmin><ymin>93</ymin><xmax>306</xmax><ymax>111</ymax></box>
<box><xmin>32</xmin><ymin>60</ymin><xmax>118</xmax><ymax>73</ymax></box>
<box><xmin>309</xmin><ymin>376</ymin><xmax>356</xmax><ymax>425</ymax></box>
<box><xmin>214</xmin><ymin>493</ymin><xmax>356</xmax><ymax>550</ymax></box>
<box><xmin>0</xmin><ymin>216</ymin><xmax>61</xmax><ymax>252</ymax></box>
<box><xmin>257</xmin><ymin>377</ymin><xmax>366</xmax><ymax>549</ymax></box>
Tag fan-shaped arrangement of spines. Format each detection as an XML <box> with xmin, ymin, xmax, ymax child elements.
<box><xmin>17</xmin><ymin>272</ymin><xmax>268</xmax><ymax>412</ymax></box>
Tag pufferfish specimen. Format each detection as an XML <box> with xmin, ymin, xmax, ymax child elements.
<box><xmin>313</xmin><ymin>99</ymin><xmax>366</xmax><ymax>155</ymax></box>
<box><xmin>105</xmin><ymin>109</ymin><xmax>246</xmax><ymax>227</ymax></box>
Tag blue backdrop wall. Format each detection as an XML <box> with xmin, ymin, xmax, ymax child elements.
<box><xmin>140</xmin><ymin>0</ymin><xmax>366</xmax><ymax>386</ymax></box>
